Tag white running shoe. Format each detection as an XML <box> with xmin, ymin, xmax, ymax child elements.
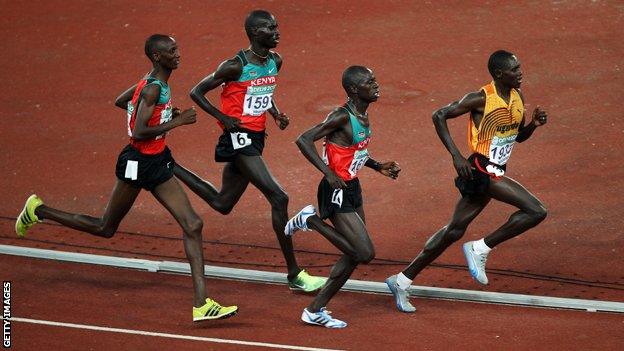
<box><xmin>284</xmin><ymin>205</ymin><xmax>316</xmax><ymax>237</ymax></box>
<box><xmin>301</xmin><ymin>307</ymin><xmax>347</xmax><ymax>329</ymax></box>
<box><xmin>463</xmin><ymin>241</ymin><xmax>489</xmax><ymax>285</ymax></box>
<box><xmin>385</xmin><ymin>275</ymin><xmax>416</xmax><ymax>313</ymax></box>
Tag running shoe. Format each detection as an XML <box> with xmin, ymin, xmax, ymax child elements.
<box><xmin>192</xmin><ymin>298</ymin><xmax>238</xmax><ymax>322</ymax></box>
<box><xmin>463</xmin><ymin>241</ymin><xmax>489</xmax><ymax>285</ymax></box>
<box><xmin>284</xmin><ymin>204</ymin><xmax>316</xmax><ymax>236</ymax></box>
<box><xmin>385</xmin><ymin>275</ymin><xmax>416</xmax><ymax>313</ymax></box>
<box><xmin>301</xmin><ymin>307</ymin><xmax>347</xmax><ymax>328</ymax></box>
<box><xmin>15</xmin><ymin>194</ymin><xmax>43</xmax><ymax>238</ymax></box>
<box><xmin>288</xmin><ymin>270</ymin><xmax>325</xmax><ymax>292</ymax></box>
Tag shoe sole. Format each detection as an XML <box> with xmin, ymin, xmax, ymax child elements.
<box><xmin>301</xmin><ymin>316</ymin><xmax>347</xmax><ymax>328</ymax></box>
<box><xmin>462</xmin><ymin>243</ymin><xmax>488</xmax><ymax>285</ymax></box>
<box><xmin>193</xmin><ymin>308</ymin><xmax>238</xmax><ymax>322</ymax></box>
<box><xmin>385</xmin><ymin>278</ymin><xmax>416</xmax><ymax>313</ymax></box>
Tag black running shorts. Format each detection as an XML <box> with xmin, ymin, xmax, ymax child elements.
<box><xmin>317</xmin><ymin>177</ymin><xmax>363</xmax><ymax>219</ymax></box>
<box><xmin>115</xmin><ymin>144</ymin><xmax>175</xmax><ymax>191</ymax></box>
<box><xmin>454</xmin><ymin>153</ymin><xmax>506</xmax><ymax>197</ymax></box>
<box><xmin>215</xmin><ymin>129</ymin><xmax>266</xmax><ymax>162</ymax></box>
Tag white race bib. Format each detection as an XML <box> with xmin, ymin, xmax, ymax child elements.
<box><xmin>331</xmin><ymin>189</ymin><xmax>344</xmax><ymax>207</ymax></box>
<box><xmin>230</xmin><ymin>132</ymin><xmax>252</xmax><ymax>150</ymax></box>
<box><xmin>243</xmin><ymin>85</ymin><xmax>274</xmax><ymax>116</ymax></box>
<box><xmin>489</xmin><ymin>135</ymin><xmax>516</xmax><ymax>166</ymax></box>
<box><xmin>124</xmin><ymin>160</ymin><xmax>138</xmax><ymax>180</ymax></box>
<box><xmin>348</xmin><ymin>149</ymin><xmax>370</xmax><ymax>177</ymax></box>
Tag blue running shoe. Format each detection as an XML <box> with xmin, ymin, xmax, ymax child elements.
<box><xmin>463</xmin><ymin>241</ymin><xmax>489</xmax><ymax>285</ymax></box>
<box><xmin>301</xmin><ymin>307</ymin><xmax>347</xmax><ymax>329</ymax></box>
<box><xmin>385</xmin><ymin>275</ymin><xmax>416</xmax><ymax>313</ymax></box>
<box><xmin>284</xmin><ymin>205</ymin><xmax>316</xmax><ymax>237</ymax></box>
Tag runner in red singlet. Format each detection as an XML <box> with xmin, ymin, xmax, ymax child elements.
<box><xmin>173</xmin><ymin>10</ymin><xmax>324</xmax><ymax>292</ymax></box>
<box><xmin>15</xmin><ymin>34</ymin><xmax>238</xmax><ymax>322</ymax></box>
<box><xmin>284</xmin><ymin>66</ymin><xmax>401</xmax><ymax>328</ymax></box>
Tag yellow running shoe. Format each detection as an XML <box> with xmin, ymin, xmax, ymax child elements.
<box><xmin>15</xmin><ymin>194</ymin><xmax>44</xmax><ymax>238</ymax></box>
<box><xmin>192</xmin><ymin>298</ymin><xmax>238</xmax><ymax>322</ymax></box>
<box><xmin>288</xmin><ymin>270</ymin><xmax>326</xmax><ymax>292</ymax></box>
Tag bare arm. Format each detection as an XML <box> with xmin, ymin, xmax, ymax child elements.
<box><xmin>515</xmin><ymin>91</ymin><xmax>548</xmax><ymax>143</ymax></box>
<box><xmin>295</xmin><ymin>109</ymin><xmax>350</xmax><ymax>189</ymax></box>
<box><xmin>132</xmin><ymin>84</ymin><xmax>196</xmax><ymax>140</ymax></box>
<box><xmin>266</xmin><ymin>52</ymin><xmax>289</xmax><ymax>130</ymax></box>
<box><xmin>189</xmin><ymin>58</ymin><xmax>242</xmax><ymax>131</ymax></box>
<box><xmin>114</xmin><ymin>84</ymin><xmax>138</xmax><ymax>110</ymax></box>
<box><xmin>432</xmin><ymin>91</ymin><xmax>485</xmax><ymax>179</ymax></box>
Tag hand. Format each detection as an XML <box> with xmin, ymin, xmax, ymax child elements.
<box><xmin>171</xmin><ymin>107</ymin><xmax>181</xmax><ymax>119</ymax></box>
<box><xmin>177</xmin><ymin>107</ymin><xmax>197</xmax><ymax>126</ymax></box>
<box><xmin>379</xmin><ymin>161</ymin><xmax>401</xmax><ymax>179</ymax></box>
<box><xmin>452</xmin><ymin>154</ymin><xmax>473</xmax><ymax>180</ymax></box>
<box><xmin>273</xmin><ymin>112</ymin><xmax>290</xmax><ymax>130</ymax></box>
<box><xmin>220</xmin><ymin>115</ymin><xmax>241</xmax><ymax>132</ymax></box>
<box><xmin>325</xmin><ymin>171</ymin><xmax>347</xmax><ymax>189</ymax></box>
<box><xmin>531</xmin><ymin>106</ymin><xmax>548</xmax><ymax>126</ymax></box>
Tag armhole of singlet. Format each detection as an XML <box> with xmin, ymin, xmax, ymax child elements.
<box><xmin>236</xmin><ymin>50</ymin><xmax>248</xmax><ymax>66</ymax></box>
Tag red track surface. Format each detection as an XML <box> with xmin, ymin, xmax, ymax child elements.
<box><xmin>2</xmin><ymin>1</ymin><xmax>623</xmax><ymax>349</ymax></box>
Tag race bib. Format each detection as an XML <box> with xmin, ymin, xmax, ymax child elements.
<box><xmin>331</xmin><ymin>189</ymin><xmax>343</xmax><ymax>207</ymax></box>
<box><xmin>230</xmin><ymin>132</ymin><xmax>252</xmax><ymax>150</ymax></box>
<box><xmin>489</xmin><ymin>135</ymin><xmax>516</xmax><ymax>166</ymax></box>
<box><xmin>348</xmin><ymin>149</ymin><xmax>370</xmax><ymax>177</ymax></box>
<box><xmin>243</xmin><ymin>85</ymin><xmax>275</xmax><ymax>116</ymax></box>
<box><xmin>154</xmin><ymin>105</ymin><xmax>173</xmax><ymax>140</ymax></box>
<box><xmin>126</xmin><ymin>102</ymin><xmax>135</xmax><ymax>137</ymax></box>
<box><xmin>124</xmin><ymin>160</ymin><xmax>138</xmax><ymax>180</ymax></box>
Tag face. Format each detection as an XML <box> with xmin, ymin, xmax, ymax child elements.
<box><xmin>253</xmin><ymin>16</ymin><xmax>280</xmax><ymax>48</ymax></box>
<box><xmin>155</xmin><ymin>38</ymin><xmax>181</xmax><ymax>70</ymax></box>
<box><xmin>497</xmin><ymin>55</ymin><xmax>523</xmax><ymax>89</ymax></box>
<box><xmin>355</xmin><ymin>70</ymin><xmax>380</xmax><ymax>102</ymax></box>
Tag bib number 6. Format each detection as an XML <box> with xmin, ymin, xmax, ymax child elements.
<box><xmin>230</xmin><ymin>132</ymin><xmax>252</xmax><ymax>150</ymax></box>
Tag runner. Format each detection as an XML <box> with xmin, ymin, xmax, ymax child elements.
<box><xmin>386</xmin><ymin>50</ymin><xmax>548</xmax><ymax>312</ymax></box>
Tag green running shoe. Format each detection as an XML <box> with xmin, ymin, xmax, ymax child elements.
<box><xmin>288</xmin><ymin>270</ymin><xmax>325</xmax><ymax>292</ymax></box>
<box><xmin>16</xmin><ymin>194</ymin><xmax>43</xmax><ymax>238</ymax></box>
<box><xmin>193</xmin><ymin>298</ymin><xmax>238</xmax><ymax>322</ymax></box>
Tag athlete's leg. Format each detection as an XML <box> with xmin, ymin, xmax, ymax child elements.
<box><xmin>173</xmin><ymin>162</ymin><xmax>249</xmax><ymax>215</ymax></box>
<box><xmin>483</xmin><ymin>177</ymin><xmax>547</xmax><ymax>248</ymax></box>
<box><xmin>308</xmin><ymin>211</ymin><xmax>374</xmax><ymax>312</ymax></box>
<box><xmin>401</xmin><ymin>194</ymin><xmax>491</xmax><ymax>280</ymax></box>
<box><xmin>232</xmin><ymin>155</ymin><xmax>302</xmax><ymax>278</ymax></box>
<box><xmin>151</xmin><ymin>177</ymin><xmax>207</xmax><ymax>307</ymax></box>
<box><xmin>34</xmin><ymin>180</ymin><xmax>141</xmax><ymax>238</ymax></box>
<box><xmin>306</xmin><ymin>215</ymin><xmax>359</xmax><ymax>258</ymax></box>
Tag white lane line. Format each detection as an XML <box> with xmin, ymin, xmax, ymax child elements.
<box><xmin>10</xmin><ymin>317</ymin><xmax>343</xmax><ymax>351</ymax></box>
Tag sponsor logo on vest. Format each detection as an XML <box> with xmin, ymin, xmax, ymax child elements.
<box><xmin>496</xmin><ymin>122</ymin><xmax>519</xmax><ymax>133</ymax></box>
<box><xmin>250</xmin><ymin>76</ymin><xmax>276</xmax><ymax>86</ymax></box>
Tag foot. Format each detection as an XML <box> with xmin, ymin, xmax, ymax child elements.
<box><xmin>15</xmin><ymin>194</ymin><xmax>44</xmax><ymax>238</ymax></box>
<box><xmin>385</xmin><ymin>275</ymin><xmax>416</xmax><ymax>313</ymax></box>
<box><xmin>288</xmin><ymin>270</ymin><xmax>325</xmax><ymax>292</ymax></box>
<box><xmin>192</xmin><ymin>298</ymin><xmax>238</xmax><ymax>322</ymax></box>
<box><xmin>462</xmin><ymin>241</ymin><xmax>489</xmax><ymax>285</ymax></box>
<box><xmin>301</xmin><ymin>307</ymin><xmax>347</xmax><ymax>328</ymax></box>
<box><xmin>284</xmin><ymin>205</ymin><xmax>316</xmax><ymax>237</ymax></box>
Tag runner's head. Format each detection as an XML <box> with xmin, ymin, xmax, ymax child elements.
<box><xmin>342</xmin><ymin>66</ymin><xmax>380</xmax><ymax>102</ymax></box>
<box><xmin>488</xmin><ymin>50</ymin><xmax>522</xmax><ymax>88</ymax></box>
<box><xmin>245</xmin><ymin>10</ymin><xmax>280</xmax><ymax>48</ymax></box>
<box><xmin>144</xmin><ymin>34</ymin><xmax>180</xmax><ymax>70</ymax></box>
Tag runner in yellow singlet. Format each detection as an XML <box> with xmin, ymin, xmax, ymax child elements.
<box><xmin>386</xmin><ymin>50</ymin><xmax>549</xmax><ymax>312</ymax></box>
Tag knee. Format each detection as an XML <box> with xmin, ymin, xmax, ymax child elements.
<box><xmin>444</xmin><ymin>225</ymin><xmax>467</xmax><ymax>243</ymax></box>
<box><xmin>183</xmin><ymin>216</ymin><xmax>204</xmax><ymax>237</ymax></box>
<box><xmin>356</xmin><ymin>247</ymin><xmax>375</xmax><ymax>264</ymax></box>
<box><xmin>97</xmin><ymin>225</ymin><xmax>118</xmax><ymax>239</ymax></box>
<box><xmin>530</xmin><ymin>204</ymin><xmax>548</xmax><ymax>223</ymax></box>
<box><xmin>269</xmin><ymin>189</ymin><xmax>288</xmax><ymax>209</ymax></box>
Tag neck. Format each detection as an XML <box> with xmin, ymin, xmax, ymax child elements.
<box><xmin>249</xmin><ymin>42</ymin><xmax>269</xmax><ymax>60</ymax></box>
<box><xmin>494</xmin><ymin>80</ymin><xmax>511</xmax><ymax>97</ymax></box>
<box><xmin>347</xmin><ymin>97</ymin><xmax>369</xmax><ymax>116</ymax></box>
<box><xmin>149</xmin><ymin>66</ymin><xmax>171</xmax><ymax>83</ymax></box>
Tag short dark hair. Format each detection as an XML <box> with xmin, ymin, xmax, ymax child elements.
<box><xmin>342</xmin><ymin>66</ymin><xmax>371</xmax><ymax>93</ymax></box>
<box><xmin>144</xmin><ymin>34</ymin><xmax>172</xmax><ymax>60</ymax></box>
<box><xmin>244</xmin><ymin>10</ymin><xmax>273</xmax><ymax>39</ymax></box>
<box><xmin>488</xmin><ymin>50</ymin><xmax>515</xmax><ymax>77</ymax></box>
